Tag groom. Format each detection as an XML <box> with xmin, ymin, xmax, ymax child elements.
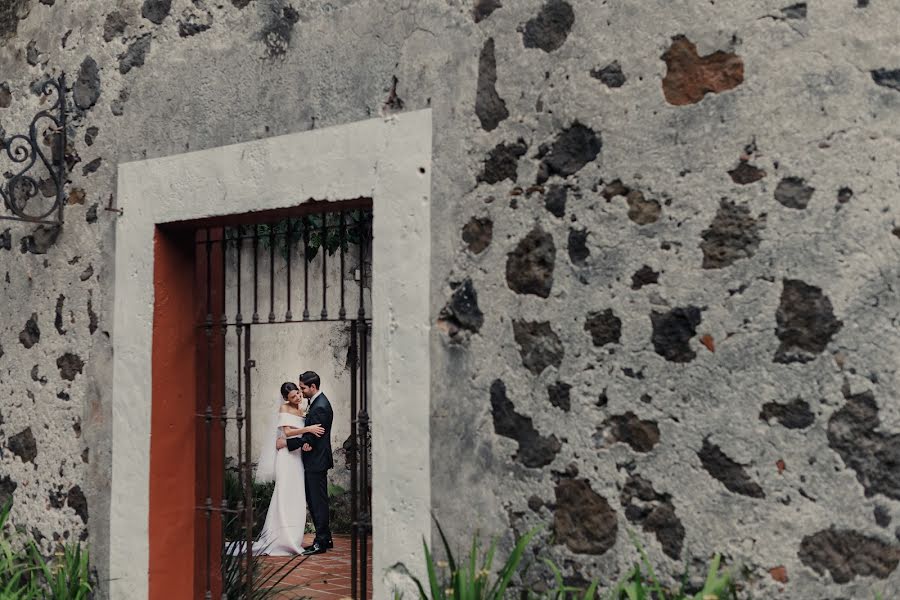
<box><xmin>277</xmin><ymin>370</ymin><xmax>334</xmax><ymax>555</ymax></box>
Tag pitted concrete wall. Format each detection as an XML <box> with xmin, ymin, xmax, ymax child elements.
<box><xmin>0</xmin><ymin>0</ymin><xmax>898</xmax><ymax>598</ymax></box>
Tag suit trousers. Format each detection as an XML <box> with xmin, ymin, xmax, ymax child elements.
<box><xmin>304</xmin><ymin>470</ymin><xmax>331</xmax><ymax>546</ymax></box>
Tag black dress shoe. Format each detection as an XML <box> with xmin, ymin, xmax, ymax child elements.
<box><xmin>301</xmin><ymin>543</ymin><xmax>326</xmax><ymax>556</ymax></box>
<box><xmin>326</xmin><ymin>539</ymin><xmax>334</xmax><ymax>549</ymax></box>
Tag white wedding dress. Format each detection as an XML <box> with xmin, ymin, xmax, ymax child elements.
<box><xmin>227</xmin><ymin>411</ymin><xmax>307</xmax><ymax>556</ymax></box>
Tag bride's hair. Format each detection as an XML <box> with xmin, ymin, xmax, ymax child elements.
<box><xmin>280</xmin><ymin>381</ymin><xmax>299</xmax><ymax>399</ymax></box>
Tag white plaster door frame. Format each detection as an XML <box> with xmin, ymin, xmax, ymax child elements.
<box><xmin>112</xmin><ymin>110</ymin><xmax>433</xmax><ymax>599</ymax></box>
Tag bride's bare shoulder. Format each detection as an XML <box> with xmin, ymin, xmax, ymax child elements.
<box><xmin>278</xmin><ymin>403</ymin><xmax>291</xmax><ymax>413</ymax></box>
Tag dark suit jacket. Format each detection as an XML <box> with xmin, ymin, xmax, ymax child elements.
<box><xmin>286</xmin><ymin>392</ymin><xmax>334</xmax><ymax>473</ymax></box>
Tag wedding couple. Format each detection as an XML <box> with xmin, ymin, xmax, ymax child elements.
<box><xmin>253</xmin><ymin>370</ymin><xmax>334</xmax><ymax>557</ymax></box>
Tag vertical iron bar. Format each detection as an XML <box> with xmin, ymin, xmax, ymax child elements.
<box><xmin>321</xmin><ymin>215</ymin><xmax>328</xmax><ymax>319</ymax></box>
<box><xmin>358</xmin><ymin>214</ymin><xmax>367</xmax><ymax>320</ymax></box>
<box><xmin>286</xmin><ymin>220</ymin><xmax>293</xmax><ymax>321</ymax></box>
<box><xmin>56</xmin><ymin>74</ymin><xmax>67</xmax><ymax>224</ymax></box>
<box><xmin>230</xmin><ymin>233</ymin><xmax>244</xmax><ymax>600</ymax></box>
<box><xmin>244</xmin><ymin>326</ymin><xmax>254</xmax><ymax>592</ymax></box>
<box><xmin>359</xmin><ymin>319</ymin><xmax>370</xmax><ymax>600</ymax></box>
<box><xmin>269</xmin><ymin>225</ymin><xmax>276</xmax><ymax>322</ymax></box>
<box><xmin>349</xmin><ymin>323</ymin><xmax>359</xmax><ymax>599</ymax></box>
<box><xmin>204</xmin><ymin>230</ymin><xmax>214</xmax><ymax>599</ymax></box>
<box><xmin>252</xmin><ymin>228</ymin><xmax>260</xmax><ymax>323</ymax></box>
<box><xmin>303</xmin><ymin>218</ymin><xmax>310</xmax><ymax>320</ymax></box>
<box><xmin>339</xmin><ymin>212</ymin><xmax>346</xmax><ymax>320</ymax></box>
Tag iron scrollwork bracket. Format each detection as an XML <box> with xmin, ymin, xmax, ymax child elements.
<box><xmin>0</xmin><ymin>74</ymin><xmax>68</xmax><ymax>226</ymax></box>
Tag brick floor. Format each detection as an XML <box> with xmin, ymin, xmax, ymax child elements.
<box><xmin>260</xmin><ymin>534</ymin><xmax>373</xmax><ymax>599</ymax></box>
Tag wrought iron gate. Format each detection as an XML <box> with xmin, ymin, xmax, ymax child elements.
<box><xmin>194</xmin><ymin>204</ymin><xmax>373</xmax><ymax>599</ymax></box>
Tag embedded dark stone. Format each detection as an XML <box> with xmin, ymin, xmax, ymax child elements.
<box><xmin>49</xmin><ymin>486</ymin><xmax>66</xmax><ymax>509</ymax></box>
<box><xmin>0</xmin><ymin>0</ymin><xmax>29</xmax><ymax>44</ymax></box>
<box><xmin>67</xmin><ymin>485</ymin><xmax>88</xmax><ymax>524</ymax></box>
<box><xmin>26</xmin><ymin>40</ymin><xmax>42</xmax><ymax>66</ymax></box>
<box><xmin>553</xmin><ymin>478</ymin><xmax>618</xmax><ymax>555</ymax></box>
<box><xmin>621</xmin><ymin>475</ymin><xmax>684</xmax><ymax>559</ymax></box>
<box><xmin>103</xmin><ymin>11</ymin><xmax>127</xmax><ymax>42</ymax></box>
<box><xmin>473</xmin><ymin>0</ymin><xmax>502</xmax><ymax>23</ymax></box>
<box><xmin>590</xmin><ymin>61</ymin><xmax>626</xmax><ymax>88</ymax></box>
<box><xmin>232</xmin><ymin>0</ymin><xmax>253</xmax><ymax>7</ymax></box>
<box><xmin>30</xmin><ymin>364</ymin><xmax>46</xmax><ymax>384</ymax></box>
<box><xmin>774</xmin><ymin>279</ymin><xmax>842</xmax><ymax>363</ymax></box>
<box><xmin>603</xmin><ymin>412</ymin><xmax>660</xmax><ymax>452</ymax></box>
<box><xmin>262</xmin><ymin>5</ymin><xmax>300</xmax><ymax>58</ymax></box>
<box><xmin>543</xmin><ymin>185</ymin><xmax>567</xmax><ymax>218</ymax></box>
<box><xmin>0</xmin><ymin>476</ymin><xmax>17</xmax><ymax>507</ymax></box>
<box><xmin>8</xmin><ymin>427</ymin><xmax>37</xmax><ymax>464</ymax></box>
<box><xmin>57</xmin><ymin>353</ymin><xmax>85</xmax><ymax>381</ymax></box>
<box><xmin>490</xmin><ymin>379</ymin><xmax>561</xmax><ymax>468</ymax></box>
<box><xmin>775</xmin><ymin>177</ymin><xmax>815</xmax><ymax>209</ymax></box>
<box><xmin>19</xmin><ymin>314</ymin><xmax>40</xmax><ymax>348</ymax></box>
<box><xmin>547</xmin><ymin>381</ymin><xmax>571</xmax><ymax>412</ymax></box>
<box><xmin>536</xmin><ymin>123</ymin><xmax>601</xmax><ymax>184</ymax></box>
<box><xmin>568</xmin><ymin>229</ymin><xmax>589</xmax><ymax>265</ymax></box>
<box><xmin>437</xmin><ymin>279</ymin><xmax>484</xmax><ymax>337</ymax></box>
<box><xmin>0</xmin><ymin>82</ymin><xmax>10</xmax><ymax>107</ymax></box>
<box><xmin>89</xmin><ymin>294</ymin><xmax>97</xmax><ymax>334</ymax></box>
<box><xmin>857</xmin><ymin>0</ymin><xmax>869</xmax><ymax>5</ymax></box>
<box><xmin>781</xmin><ymin>3</ymin><xmax>807</xmax><ymax>18</ymax></box>
<box><xmin>110</xmin><ymin>89</ymin><xmax>128</xmax><ymax>115</ymax></box>
<box><xmin>57</xmin><ymin>391</ymin><xmax>70</xmax><ymax>401</ymax></box>
<box><xmin>462</xmin><ymin>217</ymin><xmax>492</xmax><ymax>254</ymax></box>
<box><xmin>73</xmin><ymin>56</ymin><xmax>100</xmax><ymax>110</ymax></box>
<box><xmin>119</xmin><ymin>35</ymin><xmax>151</xmax><ymax>74</ymax></box>
<box><xmin>142</xmin><ymin>0</ymin><xmax>172</xmax><ymax>24</ymax></box>
<box><xmin>698</xmin><ymin>439</ymin><xmax>765</xmax><ymax>498</ymax></box>
<box><xmin>875</xmin><ymin>506</ymin><xmax>892</xmax><ymax>528</ymax></box>
<box><xmin>85</xmin><ymin>126</ymin><xmax>99</xmax><ymax>146</ymax></box>
<box><xmin>20</xmin><ymin>224</ymin><xmax>61</xmax><ymax>255</ymax></box>
<box><xmin>759</xmin><ymin>398</ymin><xmax>815</xmax><ymax>429</ymax></box>
<box><xmin>837</xmin><ymin>187</ymin><xmax>853</xmax><ymax>204</ymax></box>
<box><xmin>527</xmin><ymin>495</ymin><xmax>543</xmax><ymax>512</ymax></box>
<box><xmin>650</xmin><ymin>306</ymin><xmax>701</xmax><ymax>363</ymax></box>
<box><xmin>522</xmin><ymin>0</ymin><xmax>574</xmax><ymax>53</ymax></box>
<box><xmin>625</xmin><ymin>190</ymin><xmax>660</xmax><ymax>225</ymax></box>
<box><xmin>54</xmin><ymin>295</ymin><xmax>66</xmax><ymax>335</ymax></box>
<box><xmin>584</xmin><ymin>309</ymin><xmax>621</xmax><ymax>347</ymax></box>
<box><xmin>631</xmin><ymin>265</ymin><xmax>659</xmax><ymax>290</ymax></box>
<box><xmin>728</xmin><ymin>161</ymin><xmax>766</xmax><ymax>184</ymax></box>
<box><xmin>82</xmin><ymin>157</ymin><xmax>102</xmax><ymax>175</ymax></box>
<box><xmin>477</xmin><ymin>139</ymin><xmax>528</xmax><ymax>184</ymax></box>
<box><xmin>86</xmin><ymin>204</ymin><xmax>99</xmax><ymax>224</ymax></box>
<box><xmin>506</xmin><ymin>227</ymin><xmax>555</xmax><ymax>298</ymax></box>
<box><xmin>512</xmin><ymin>320</ymin><xmax>564</xmax><ymax>375</ymax></box>
<box><xmin>475</xmin><ymin>38</ymin><xmax>508</xmax><ymax>132</ymax></box>
<box><xmin>661</xmin><ymin>36</ymin><xmax>743</xmax><ymax>105</ymax></box>
<box><xmin>178</xmin><ymin>10</ymin><xmax>212</xmax><ymax>37</ymax></box>
<box><xmin>798</xmin><ymin>528</ymin><xmax>899</xmax><ymax>583</ymax></box>
<box><xmin>871</xmin><ymin>69</ymin><xmax>900</xmax><ymax>91</ymax></box>
<box><xmin>0</xmin><ymin>229</ymin><xmax>10</xmax><ymax>250</ymax></box>
<box><xmin>827</xmin><ymin>390</ymin><xmax>900</xmax><ymax>500</ymax></box>
<box><xmin>700</xmin><ymin>199</ymin><xmax>764</xmax><ymax>269</ymax></box>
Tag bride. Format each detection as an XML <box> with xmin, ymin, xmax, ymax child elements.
<box><xmin>244</xmin><ymin>381</ymin><xmax>325</xmax><ymax>556</ymax></box>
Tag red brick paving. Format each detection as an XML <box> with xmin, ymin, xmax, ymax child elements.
<box><xmin>261</xmin><ymin>534</ymin><xmax>373</xmax><ymax>599</ymax></box>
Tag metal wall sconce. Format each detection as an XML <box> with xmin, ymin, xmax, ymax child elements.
<box><xmin>0</xmin><ymin>74</ymin><xmax>67</xmax><ymax>226</ymax></box>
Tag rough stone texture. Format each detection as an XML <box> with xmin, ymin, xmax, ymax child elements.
<box><xmin>521</xmin><ymin>0</ymin><xmax>574</xmax><ymax>53</ymax></box>
<box><xmin>631</xmin><ymin>265</ymin><xmax>659</xmax><ymax>289</ymax></box>
<box><xmin>19</xmin><ymin>314</ymin><xmax>40</xmax><ymax>348</ymax></box>
<box><xmin>461</xmin><ymin>217</ymin><xmax>492</xmax><ymax>254</ymax></box>
<box><xmin>57</xmin><ymin>352</ymin><xmax>85</xmax><ymax>381</ymax></box>
<box><xmin>490</xmin><ymin>380</ymin><xmax>561</xmax><ymax>468</ymax></box>
<box><xmin>0</xmin><ymin>1</ymin><xmax>895</xmax><ymax>597</ymax></box>
<box><xmin>553</xmin><ymin>478</ymin><xmax>618</xmax><ymax>555</ymax></box>
<box><xmin>774</xmin><ymin>279</ymin><xmax>843</xmax><ymax>364</ymax></box>
<box><xmin>546</xmin><ymin>380</ymin><xmax>571</xmax><ymax>412</ymax></box>
<box><xmin>661</xmin><ymin>36</ymin><xmax>744</xmax><ymax>105</ymax></box>
<box><xmin>475</xmin><ymin>38</ymin><xmax>508</xmax><ymax>132</ymax></box>
<box><xmin>600</xmin><ymin>413</ymin><xmax>660</xmax><ymax>453</ymax></box>
<box><xmin>506</xmin><ymin>227</ymin><xmax>555</xmax><ymax>298</ymax></box>
<box><xmin>141</xmin><ymin>0</ymin><xmax>172</xmax><ymax>25</ymax></box>
<box><xmin>119</xmin><ymin>35</ymin><xmax>151</xmax><ymax>74</ymax></box>
<box><xmin>543</xmin><ymin>184</ymin><xmax>567</xmax><ymax>218</ymax></box>
<box><xmin>8</xmin><ymin>427</ymin><xmax>38</xmax><ymax>464</ymax></box>
<box><xmin>728</xmin><ymin>160</ymin><xmax>766</xmax><ymax>184</ymax></box>
<box><xmin>699</xmin><ymin>439</ymin><xmax>765</xmax><ymax>498</ymax></box>
<box><xmin>798</xmin><ymin>528</ymin><xmax>900</xmax><ymax>583</ymax></box>
<box><xmin>700</xmin><ymin>199</ymin><xmax>765</xmax><ymax>269</ymax></box>
<box><xmin>0</xmin><ymin>81</ymin><xmax>11</xmax><ymax>108</ymax></box>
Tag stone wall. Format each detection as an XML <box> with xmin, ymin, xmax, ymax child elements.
<box><xmin>0</xmin><ymin>0</ymin><xmax>897</xmax><ymax>598</ymax></box>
